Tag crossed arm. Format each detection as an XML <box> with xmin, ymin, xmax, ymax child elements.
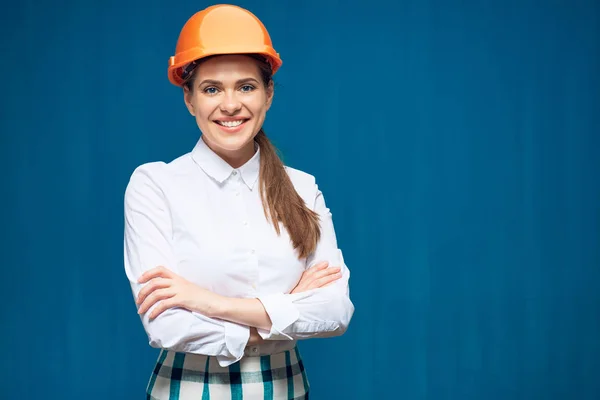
<box><xmin>134</xmin><ymin>261</ymin><xmax>341</xmax><ymax>344</ymax></box>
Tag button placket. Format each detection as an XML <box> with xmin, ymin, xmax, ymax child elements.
<box><xmin>232</xmin><ymin>175</ymin><xmax>259</xmax><ymax>292</ymax></box>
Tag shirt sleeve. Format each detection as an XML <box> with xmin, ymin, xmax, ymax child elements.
<box><xmin>123</xmin><ymin>163</ymin><xmax>249</xmax><ymax>367</ymax></box>
<box><xmin>256</xmin><ymin>182</ymin><xmax>355</xmax><ymax>340</ymax></box>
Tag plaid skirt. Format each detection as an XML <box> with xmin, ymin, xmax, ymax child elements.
<box><xmin>146</xmin><ymin>346</ymin><xmax>310</xmax><ymax>399</ymax></box>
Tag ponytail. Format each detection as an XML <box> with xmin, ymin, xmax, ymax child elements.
<box><xmin>255</xmin><ymin>129</ymin><xmax>321</xmax><ymax>259</ymax></box>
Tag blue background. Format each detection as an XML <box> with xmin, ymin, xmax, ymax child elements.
<box><xmin>1</xmin><ymin>0</ymin><xmax>599</xmax><ymax>398</ymax></box>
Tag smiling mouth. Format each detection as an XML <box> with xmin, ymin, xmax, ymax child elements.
<box><xmin>214</xmin><ymin>119</ymin><xmax>249</xmax><ymax>127</ymax></box>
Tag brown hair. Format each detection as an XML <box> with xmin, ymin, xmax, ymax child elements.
<box><xmin>184</xmin><ymin>54</ymin><xmax>321</xmax><ymax>259</ymax></box>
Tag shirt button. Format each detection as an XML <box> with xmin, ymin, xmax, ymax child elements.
<box><xmin>252</xmin><ymin>282</ymin><xmax>256</xmax><ymax>289</ymax></box>
<box><xmin>251</xmin><ymin>346</ymin><xmax>258</xmax><ymax>354</ymax></box>
<box><xmin>235</xmin><ymin>191</ymin><xmax>240</xmax><ymax>196</ymax></box>
<box><xmin>243</xmin><ymin>221</ymin><xmax>248</xmax><ymax>226</ymax></box>
<box><xmin>232</xmin><ymin>171</ymin><xmax>238</xmax><ymax>176</ymax></box>
<box><xmin>251</xmin><ymin>249</ymin><xmax>255</xmax><ymax>254</ymax></box>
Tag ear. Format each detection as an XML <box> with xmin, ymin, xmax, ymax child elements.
<box><xmin>183</xmin><ymin>86</ymin><xmax>195</xmax><ymax>116</ymax></box>
<box><xmin>265</xmin><ymin>80</ymin><xmax>274</xmax><ymax>111</ymax></box>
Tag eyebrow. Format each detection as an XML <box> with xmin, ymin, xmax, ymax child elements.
<box><xmin>198</xmin><ymin>77</ymin><xmax>260</xmax><ymax>86</ymax></box>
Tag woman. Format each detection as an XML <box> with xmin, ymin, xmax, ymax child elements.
<box><xmin>123</xmin><ymin>4</ymin><xmax>354</xmax><ymax>399</ymax></box>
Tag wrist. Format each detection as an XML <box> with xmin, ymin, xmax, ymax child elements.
<box><xmin>206</xmin><ymin>297</ymin><xmax>272</xmax><ymax>331</ymax></box>
<box><xmin>206</xmin><ymin>293</ymin><xmax>231</xmax><ymax>319</ymax></box>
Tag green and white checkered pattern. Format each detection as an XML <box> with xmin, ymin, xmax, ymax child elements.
<box><xmin>146</xmin><ymin>347</ymin><xmax>310</xmax><ymax>399</ymax></box>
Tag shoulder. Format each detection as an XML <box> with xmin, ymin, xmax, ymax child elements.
<box><xmin>124</xmin><ymin>162</ymin><xmax>169</xmax><ymax>211</ymax></box>
<box><xmin>125</xmin><ymin>153</ymin><xmax>193</xmax><ymax>200</ymax></box>
<box><xmin>284</xmin><ymin>165</ymin><xmax>321</xmax><ymax>208</ymax></box>
<box><xmin>127</xmin><ymin>161</ymin><xmax>166</xmax><ymax>188</ymax></box>
<box><xmin>284</xmin><ymin>165</ymin><xmax>316</xmax><ymax>187</ymax></box>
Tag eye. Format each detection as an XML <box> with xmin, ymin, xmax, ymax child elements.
<box><xmin>203</xmin><ymin>86</ymin><xmax>219</xmax><ymax>95</ymax></box>
<box><xmin>240</xmin><ymin>84</ymin><xmax>255</xmax><ymax>92</ymax></box>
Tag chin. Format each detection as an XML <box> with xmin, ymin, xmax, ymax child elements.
<box><xmin>210</xmin><ymin>132</ymin><xmax>255</xmax><ymax>152</ymax></box>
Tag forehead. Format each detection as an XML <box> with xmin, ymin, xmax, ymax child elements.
<box><xmin>195</xmin><ymin>55</ymin><xmax>262</xmax><ymax>80</ymax></box>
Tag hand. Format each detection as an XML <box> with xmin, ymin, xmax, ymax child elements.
<box><xmin>290</xmin><ymin>261</ymin><xmax>342</xmax><ymax>294</ymax></box>
<box><xmin>136</xmin><ymin>266</ymin><xmax>224</xmax><ymax>320</ymax></box>
<box><xmin>247</xmin><ymin>327</ymin><xmax>266</xmax><ymax>346</ymax></box>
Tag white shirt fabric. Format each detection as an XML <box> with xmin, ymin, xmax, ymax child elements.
<box><xmin>123</xmin><ymin>137</ymin><xmax>354</xmax><ymax>367</ymax></box>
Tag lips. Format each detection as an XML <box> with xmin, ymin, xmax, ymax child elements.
<box><xmin>213</xmin><ymin>118</ymin><xmax>249</xmax><ymax>133</ymax></box>
<box><xmin>214</xmin><ymin>119</ymin><xmax>249</xmax><ymax>127</ymax></box>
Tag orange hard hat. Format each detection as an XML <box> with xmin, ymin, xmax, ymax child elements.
<box><xmin>168</xmin><ymin>4</ymin><xmax>282</xmax><ymax>87</ymax></box>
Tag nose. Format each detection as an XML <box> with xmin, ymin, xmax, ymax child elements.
<box><xmin>219</xmin><ymin>90</ymin><xmax>242</xmax><ymax>114</ymax></box>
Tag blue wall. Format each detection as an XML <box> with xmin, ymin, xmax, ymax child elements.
<box><xmin>1</xmin><ymin>0</ymin><xmax>599</xmax><ymax>398</ymax></box>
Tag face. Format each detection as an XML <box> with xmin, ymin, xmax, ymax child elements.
<box><xmin>184</xmin><ymin>55</ymin><xmax>274</xmax><ymax>167</ymax></box>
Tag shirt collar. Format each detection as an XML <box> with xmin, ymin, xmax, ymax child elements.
<box><xmin>191</xmin><ymin>137</ymin><xmax>260</xmax><ymax>190</ymax></box>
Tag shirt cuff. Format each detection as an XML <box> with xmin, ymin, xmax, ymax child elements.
<box><xmin>256</xmin><ymin>293</ymin><xmax>300</xmax><ymax>340</ymax></box>
<box><xmin>219</xmin><ymin>320</ymin><xmax>249</xmax><ymax>366</ymax></box>
<box><xmin>190</xmin><ymin>311</ymin><xmax>249</xmax><ymax>367</ymax></box>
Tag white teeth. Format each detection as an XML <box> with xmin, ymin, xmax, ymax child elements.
<box><xmin>218</xmin><ymin>120</ymin><xmax>245</xmax><ymax>127</ymax></box>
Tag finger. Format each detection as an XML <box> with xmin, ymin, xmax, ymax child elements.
<box><xmin>302</xmin><ymin>267</ymin><xmax>340</xmax><ymax>288</ymax></box>
<box><xmin>136</xmin><ymin>277</ymin><xmax>170</xmax><ymax>305</ymax></box>
<box><xmin>138</xmin><ymin>288</ymin><xmax>174</xmax><ymax>315</ymax></box>
<box><xmin>138</xmin><ymin>266</ymin><xmax>171</xmax><ymax>284</ymax></box>
<box><xmin>311</xmin><ymin>266</ymin><xmax>341</xmax><ymax>281</ymax></box>
<box><xmin>322</xmin><ymin>280</ymin><xmax>337</xmax><ymax>288</ymax></box>
<box><xmin>309</xmin><ymin>272</ymin><xmax>343</xmax><ymax>289</ymax></box>
<box><xmin>322</xmin><ymin>269</ymin><xmax>343</xmax><ymax>287</ymax></box>
<box><xmin>311</xmin><ymin>273</ymin><xmax>342</xmax><ymax>289</ymax></box>
<box><xmin>311</xmin><ymin>261</ymin><xmax>329</xmax><ymax>270</ymax></box>
<box><xmin>305</xmin><ymin>261</ymin><xmax>329</xmax><ymax>276</ymax></box>
<box><xmin>149</xmin><ymin>298</ymin><xmax>176</xmax><ymax>320</ymax></box>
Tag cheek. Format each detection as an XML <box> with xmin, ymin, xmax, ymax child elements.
<box><xmin>251</xmin><ymin>97</ymin><xmax>270</xmax><ymax>116</ymax></box>
<box><xmin>192</xmin><ymin>106</ymin><xmax>214</xmax><ymax>130</ymax></box>
<box><xmin>192</xmin><ymin>99</ymin><xmax>215</xmax><ymax>119</ymax></box>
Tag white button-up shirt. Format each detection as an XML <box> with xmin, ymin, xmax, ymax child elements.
<box><xmin>124</xmin><ymin>137</ymin><xmax>354</xmax><ymax>367</ymax></box>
